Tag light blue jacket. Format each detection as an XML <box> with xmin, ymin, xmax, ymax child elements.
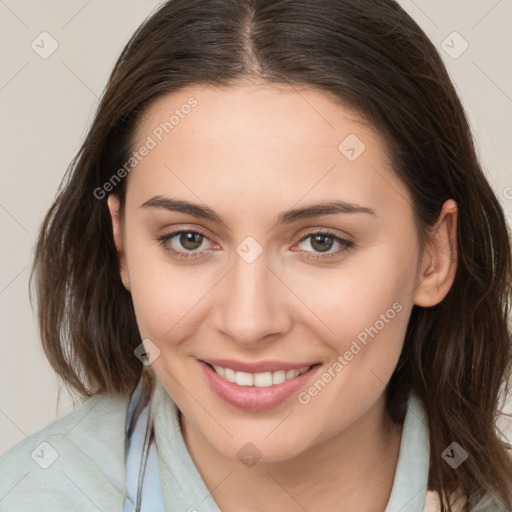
<box><xmin>0</xmin><ymin>375</ymin><xmax>436</xmax><ymax>511</ymax></box>
<box><xmin>0</xmin><ymin>388</ymin><xmax>130</xmax><ymax>511</ymax></box>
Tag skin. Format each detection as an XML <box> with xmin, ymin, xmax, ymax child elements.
<box><xmin>107</xmin><ymin>80</ymin><xmax>457</xmax><ymax>512</ymax></box>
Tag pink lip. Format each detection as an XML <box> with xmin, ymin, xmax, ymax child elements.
<box><xmin>198</xmin><ymin>360</ymin><xmax>321</xmax><ymax>411</ymax></box>
<box><xmin>200</xmin><ymin>358</ymin><xmax>319</xmax><ymax>373</ymax></box>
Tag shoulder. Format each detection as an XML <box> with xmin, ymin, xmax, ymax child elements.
<box><xmin>0</xmin><ymin>392</ymin><xmax>129</xmax><ymax>512</ymax></box>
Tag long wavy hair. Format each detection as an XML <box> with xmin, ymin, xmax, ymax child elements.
<box><xmin>30</xmin><ymin>0</ymin><xmax>512</xmax><ymax>509</ymax></box>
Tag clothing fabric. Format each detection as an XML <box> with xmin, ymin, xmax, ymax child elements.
<box><xmin>0</xmin><ymin>373</ymin><xmax>445</xmax><ymax>511</ymax></box>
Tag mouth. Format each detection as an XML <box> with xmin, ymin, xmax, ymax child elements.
<box><xmin>197</xmin><ymin>359</ymin><xmax>322</xmax><ymax>411</ymax></box>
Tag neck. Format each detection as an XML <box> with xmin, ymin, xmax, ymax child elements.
<box><xmin>180</xmin><ymin>393</ymin><xmax>404</xmax><ymax>512</ymax></box>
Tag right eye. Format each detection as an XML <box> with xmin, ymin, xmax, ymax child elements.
<box><xmin>156</xmin><ymin>229</ymin><xmax>216</xmax><ymax>260</ymax></box>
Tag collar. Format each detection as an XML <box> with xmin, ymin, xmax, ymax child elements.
<box><xmin>383</xmin><ymin>390</ymin><xmax>430</xmax><ymax>511</ymax></box>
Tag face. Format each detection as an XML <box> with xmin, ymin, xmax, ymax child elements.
<box><xmin>108</xmin><ymin>81</ymin><xmax>456</xmax><ymax>465</ymax></box>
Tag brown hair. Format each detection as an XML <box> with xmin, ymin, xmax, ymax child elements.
<box><xmin>31</xmin><ymin>0</ymin><xmax>512</xmax><ymax>509</ymax></box>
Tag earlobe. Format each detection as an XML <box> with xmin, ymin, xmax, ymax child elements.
<box><xmin>413</xmin><ymin>199</ymin><xmax>458</xmax><ymax>307</ymax></box>
<box><xmin>107</xmin><ymin>194</ymin><xmax>131</xmax><ymax>291</ymax></box>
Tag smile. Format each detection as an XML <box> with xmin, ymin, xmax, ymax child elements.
<box><xmin>198</xmin><ymin>360</ymin><xmax>322</xmax><ymax>411</ymax></box>
<box><xmin>209</xmin><ymin>365</ymin><xmax>311</xmax><ymax>387</ymax></box>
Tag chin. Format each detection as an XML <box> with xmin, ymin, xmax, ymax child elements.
<box><xmin>219</xmin><ymin>429</ymin><xmax>315</xmax><ymax>466</ymax></box>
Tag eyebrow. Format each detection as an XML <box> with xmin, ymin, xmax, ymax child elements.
<box><xmin>140</xmin><ymin>195</ymin><xmax>377</xmax><ymax>225</ymax></box>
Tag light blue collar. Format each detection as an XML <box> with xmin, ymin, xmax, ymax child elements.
<box><xmin>383</xmin><ymin>391</ymin><xmax>430</xmax><ymax>511</ymax></box>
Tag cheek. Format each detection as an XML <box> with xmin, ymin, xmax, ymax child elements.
<box><xmin>124</xmin><ymin>228</ymin><xmax>216</xmax><ymax>342</ymax></box>
<box><xmin>287</xmin><ymin>237</ymin><xmax>418</xmax><ymax>349</ymax></box>
<box><xmin>293</xmin><ymin>246</ymin><xmax>416</xmax><ymax>430</ymax></box>
<box><xmin>329</xmin><ymin>243</ymin><xmax>417</xmax><ymax>389</ymax></box>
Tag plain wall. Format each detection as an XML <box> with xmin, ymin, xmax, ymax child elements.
<box><xmin>1</xmin><ymin>0</ymin><xmax>511</xmax><ymax>455</ymax></box>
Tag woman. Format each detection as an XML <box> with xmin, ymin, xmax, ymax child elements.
<box><xmin>1</xmin><ymin>0</ymin><xmax>511</xmax><ymax>511</ymax></box>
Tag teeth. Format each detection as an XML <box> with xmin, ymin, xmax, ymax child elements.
<box><xmin>235</xmin><ymin>371</ymin><xmax>254</xmax><ymax>386</ymax></box>
<box><xmin>225</xmin><ymin>368</ymin><xmax>236</xmax><ymax>382</ymax></box>
<box><xmin>272</xmin><ymin>370</ymin><xmax>286</xmax><ymax>385</ymax></box>
<box><xmin>213</xmin><ymin>365</ymin><xmax>225</xmax><ymax>378</ymax></box>
<box><xmin>211</xmin><ymin>364</ymin><xmax>311</xmax><ymax>387</ymax></box>
<box><xmin>286</xmin><ymin>369</ymin><xmax>296</xmax><ymax>379</ymax></box>
<box><xmin>254</xmin><ymin>372</ymin><xmax>272</xmax><ymax>387</ymax></box>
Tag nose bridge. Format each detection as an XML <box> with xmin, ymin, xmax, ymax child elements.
<box><xmin>217</xmin><ymin>242</ymin><xmax>290</xmax><ymax>345</ymax></box>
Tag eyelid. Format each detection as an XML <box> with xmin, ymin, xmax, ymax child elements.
<box><xmin>155</xmin><ymin>225</ymin><xmax>218</xmax><ymax>246</ymax></box>
<box><xmin>297</xmin><ymin>226</ymin><xmax>353</xmax><ymax>242</ymax></box>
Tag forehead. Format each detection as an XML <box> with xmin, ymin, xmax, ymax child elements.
<box><xmin>135</xmin><ymin>81</ymin><xmax>373</xmax><ymax>154</ymax></box>
<box><xmin>126</xmin><ymin>82</ymin><xmax>412</xmax><ymax>223</ymax></box>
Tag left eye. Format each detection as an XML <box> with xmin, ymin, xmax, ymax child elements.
<box><xmin>295</xmin><ymin>231</ymin><xmax>354</xmax><ymax>260</ymax></box>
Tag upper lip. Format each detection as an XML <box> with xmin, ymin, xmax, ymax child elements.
<box><xmin>199</xmin><ymin>358</ymin><xmax>320</xmax><ymax>373</ymax></box>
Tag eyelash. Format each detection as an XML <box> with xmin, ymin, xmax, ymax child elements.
<box><xmin>155</xmin><ymin>229</ymin><xmax>355</xmax><ymax>262</ymax></box>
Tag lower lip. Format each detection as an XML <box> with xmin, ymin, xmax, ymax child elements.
<box><xmin>198</xmin><ymin>360</ymin><xmax>321</xmax><ymax>411</ymax></box>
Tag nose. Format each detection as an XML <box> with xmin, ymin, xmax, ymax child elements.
<box><xmin>214</xmin><ymin>248</ymin><xmax>292</xmax><ymax>348</ymax></box>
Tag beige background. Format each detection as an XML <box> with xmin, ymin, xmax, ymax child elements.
<box><xmin>1</xmin><ymin>0</ymin><xmax>511</xmax><ymax>454</ymax></box>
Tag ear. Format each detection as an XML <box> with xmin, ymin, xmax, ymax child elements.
<box><xmin>413</xmin><ymin>199</ymin><xmax>458</xmax><ymax>307</ymax></box>
<box><xmin>107</xmin><ymin>194</ymin><xmax>130</xmax><ymax>291</ymax></box>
